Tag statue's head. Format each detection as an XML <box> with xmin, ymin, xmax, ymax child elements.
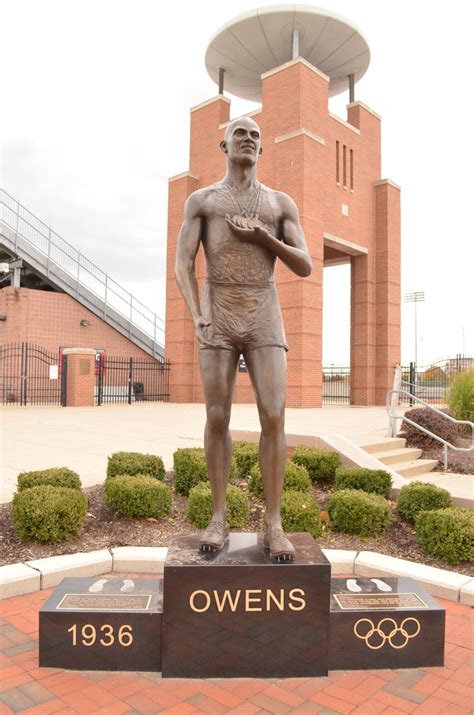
<box><xmin>220</xmin><ymin>116</ymin><xmax>262</xmax><ymax>167</ymax></box>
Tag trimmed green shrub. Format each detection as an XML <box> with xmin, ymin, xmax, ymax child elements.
<box><xmin>335</xmin><ymin>467</ymin><xmax>392</xmax><ymax>499</ymax></box>
<box><xmin>233</xmin><ymin>441</ymin><xmax>259</xmax><ymax>477</ymax></box>
<box><xmin>401</xmin><ymin>408</ymin><xmax>458</xmax><ymax>449</ymax></box>
<box><xmin>291</xmin><ymin>446</ymin><xmax>341</xmax><ymax>483</ymax></box>
<box><xmin>248</xmin><ymin>463</ymin><xmax>264</xmax><ymax>497</ymax></box>
<box><xmin>17</xmin><ymin>467</ymin><xmax>81</xmax><ymax>492</ymax></box>
<box><xmin>280</xmin><ymin>490</ymin><xmax>322</xmax><ymax>538</ymax></box>
<box><xmin>12</xmin><ymin>486</ymin><xmax>87</xmax><ymax>543</ymax></box>
<box><xmin>173</xmin><ymin>448</ymin><xmax>236</xmax><ymax>496</ymax></box>
<box><xmin>328</xmin><ymin>489</ymin><xmax>392</xmax><ymax>537</ymax></box>
<box><xmin>416</xmin><ymin>508</ymin><xmax>474</xmax><ymax>565</ymax></box>
<box><xmin>187</xmin><ymin>482</ymin><xmax>249</xmax><ymax>529</ymax></box>
<box><xmin>447</xmin><ymin>368</ymin><xmax>474</xmax><ymax>423</ymax></box>
<box><xmin>248</xmin><ymin>461</ymin><xmax>311</xmax><ymax>498</ymax></box>
<box><xmin>396</xmin><ymin>481</ymin><xmax>453</xmax><ymax>522</ymax></box>
<box><xmin>104</xmin><ymin>474</ymin><xmax>172</xmax><ymax>518</ymax></box>
<box><xmin>107</xmin><ymin>451</ymin><xmax>165</xmax><ymax>480</ymax></box>
<box><xmin>174</xmin><ymin>448</ymin><xmax>208</xmax><ymax>495</ymax></box>
<box><xmin>283</xmin><ymin>462</ymin><xmax>312</xmax><ymax>492</ymax></box>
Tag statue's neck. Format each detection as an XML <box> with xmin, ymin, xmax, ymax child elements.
<box><xmin>223</xmin><ymin>164</ymin><xmax>257</xmax><ymax>191</ymax></box>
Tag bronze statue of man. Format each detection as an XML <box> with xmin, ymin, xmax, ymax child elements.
<box><xmin>175</xmin><ymin>116</ymin><xmax>312</xmax><ymax>561</ymax></box>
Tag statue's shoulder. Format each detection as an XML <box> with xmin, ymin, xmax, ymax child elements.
<box><xmin>259</xmin><ymin>184</ymin><xmax>296</xmax><ymax>213</ymax></box>
<box><xmin>188</xmin><ymin>181</ymin><xmax>224</xmax><ymax>205</ymax></box>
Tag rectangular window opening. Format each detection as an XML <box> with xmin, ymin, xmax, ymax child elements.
<box><xmin>336</xmin><ymin>141</ymin><xmax>340</xmax><ymax>183</ymax></box>
<box><xmin>350</xmin><ymin>149</ymin><xmax>354</xmax><ymax>190</ymax></box>
<box><xmin>343</xmin><ymin>144</ymin><xmax>347</xmax><ymax>187</ymax></box>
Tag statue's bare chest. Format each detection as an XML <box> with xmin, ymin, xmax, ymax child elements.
<box><xmin>203</xmin><ymin>185</ymin><xmax>279</xmax><ymax>284</ymax></box>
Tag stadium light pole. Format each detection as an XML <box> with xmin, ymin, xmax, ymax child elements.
<box><xmin>404</xmin><ymin>291</ymin><xmax>425</xmax><ymax>367</ymax></box>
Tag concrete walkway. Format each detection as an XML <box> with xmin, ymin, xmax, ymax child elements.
<box><xmin>1</xmin><ymin>403</ymin><xmax>471</xmax><ymax>503</ymax></box>
<box><xmin>1</xmin><ymin>404</ymin><xmax>393</xmax><ymax>503</ymax></box>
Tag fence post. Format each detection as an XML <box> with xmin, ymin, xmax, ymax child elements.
<box><xmin>20</xmin><ymin>342</ymin><xmax>28</xmax><ymax>406</ymax></box>
<box><xmin>128</xmin><ymin>357</ymin><xmax>133</xmax><ymax>405</ymax></box>
<box><xmin>409</xmin><ymin>362</ymin><xmax>416</xmax><ymax>406</ymax></box>
<box><xmin>97</xmin><ymin>354</ymin><xmax>103</xmax><ymax>406</ymax></box>
<box><xmin>61</xmin><ymin>349</ymin><xmax>97</xmax><ymax>407</ymax></box>
<box><xmin>61</xmin><ymin>355</ymin><xmax>68</xmax><ymax>407</ymax></box>
<box><xmin>388</xmin><ymin>364</ymin><xmax>402</xmax><ymax>437</ymax></box>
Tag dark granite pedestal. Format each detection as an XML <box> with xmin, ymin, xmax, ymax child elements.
<box><xmin>39</xmin><ymin>577</ymin><xmax>163</xmax><ymax>671</ymax></box>
<box><xmin>161</xmin><ymin>532</ymin><xmax>331</xmax><ymax>678</ymax></box>
<box><xmin>329</xmin><ymin>577</ymin><xmax>445</xmax><ymax>670</ymax></box>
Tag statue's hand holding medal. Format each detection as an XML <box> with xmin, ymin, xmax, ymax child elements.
<box><xmin>225</xmin><ymin>214</ymin><xmax>272</xmax><ymax>245</ymax></box>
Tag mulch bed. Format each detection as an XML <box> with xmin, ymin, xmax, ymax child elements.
<box><xmin>1</xmin><ymin>473</ymin><xmax>472</xmax><ymax>577</ymax></box>
<box><xmin>422</xmin><ymin>440</ymin><xmax>473</xmax><ymax>474</ymax></box>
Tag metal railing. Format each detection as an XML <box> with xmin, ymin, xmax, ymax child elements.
<box><xmin>387</xmin><ymin>379</ymin><xmax>474</xmax><ymax>469</ymax></box>
<box><xmin>0</xmin><ymin>188</ymin><xmax>165</xmax><ymax>359</ymax></box>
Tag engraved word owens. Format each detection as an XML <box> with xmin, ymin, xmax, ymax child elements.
<box><xmin>189</xmin><ymin>587</ymin><xmax>306</xmax><ymax>613</ymax></box>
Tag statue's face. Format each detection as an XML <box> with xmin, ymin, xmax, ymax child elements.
<box><xmin>223</xmin><ymin>119</ymin><xmax>261</xmax><ymax>166</ymax></box>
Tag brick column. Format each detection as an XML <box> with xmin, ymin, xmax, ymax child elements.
<box><xmin>350</xmin><ymin>254</ymin><xmax>376</xmax><ymax>405</ymax></box>
<box><xmin>165</xmin><ymin>96</ymin><xmax>232</xmax><ymax>403</ymax></box>
<box><xmin>262</xmin><ymin>60</ymin><xmax>330</xmax><ymax>407</ymax></box>
<box><xmin>63</xmin><ymin>348</ymin><xmax>96</xmax><ymax>407</ymax></box>
<box><xmin>374</xmin><ymin>179</ymin><xmax>401</xmax><ymax>404</ymax></box>
<box><xmin>165</xmin><ymin>172</ymin><xmax>200</xmax><ymax>403</ymax></box>
<box><xmin>347</xmin><ymin>102</ymin><xmax>383</xmax><ymax>406</ymax></box>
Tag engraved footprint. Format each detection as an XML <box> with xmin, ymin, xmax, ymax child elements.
<box><xmin>88</xmin><ymin>578</ymin><xmax>107</xmax><ymax>593</ymax></box>
<box><xmin>346</xmin><ymin>579</ymin><xmax>362</xmax><ymax>593</ymax></box>
<box><xmin>371</xmin><ymin>578</ymin><xmax>392</xmax><ymax>592</ymax></box>
<box><xmin>120</xmin><ymin>579</ymin><xmax>135</xmax><ymax>593</ymax></box>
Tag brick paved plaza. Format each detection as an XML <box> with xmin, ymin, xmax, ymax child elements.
<box><xmin>1</xmin><ymin>572</ymin><xmax>472</xmax><ymax>715</ymax></box>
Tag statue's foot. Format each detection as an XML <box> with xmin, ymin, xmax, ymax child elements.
<box><xmin>200</xmin><ymin>519</ymin><xmax>229</xmax><ymax>553</ymax></box>
<box><xmin>263</xmin><ymin>527</ymin><xmax>295</xmax><ymax>562</ymax></box>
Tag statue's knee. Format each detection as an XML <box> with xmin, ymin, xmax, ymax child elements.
<box><xmin>207</xmin><ymin>405</ymin><xmax>230</xmax><ymax>434</ymax></box>
<box><xmin>261</xmin><ymin>409</ymin><xmax>284</xmax><ymax>435</ymax></box>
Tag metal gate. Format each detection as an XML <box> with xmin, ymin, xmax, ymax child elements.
<box><xmin>0</xmin><ymin>342</ymin><xmax>64</xmax><ymax>406</ymax></box>
<box><xmin>323</xmin><ymin>364</ymin><xmax>350</xmax><ymax>404</ymax></box>
<box><xmin>399</xmin><ymin>355</ymin><xmax>473</xmax><ymax>406</ymax></box>
<box><xmin>95</xmin><ymin>355</ymin><xmax>170</xmax><ymax>405</ymax></box>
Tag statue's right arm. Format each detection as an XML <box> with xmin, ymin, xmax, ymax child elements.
<box><xmin>174</xmin><ymin>192</ymin><xmax>210</xmax><ymax>339</ymax></box>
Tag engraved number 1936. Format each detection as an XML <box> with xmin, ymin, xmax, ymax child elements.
<box><xmin>67</xmin><ymin>623</ymin><xmax>133</xmax><ymax>647</ymax></box>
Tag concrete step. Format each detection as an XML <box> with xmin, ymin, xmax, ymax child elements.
<box><xmin>391</xmin><ymin>459</ymin><xmax>439</xmax><ymax>478</ymax></box>
<box><xmin>372</xmin><ymin>447</ymin><xmax>423</xmax><ymax>466</ymax></box>
<box><xmin>357</xmin><ymin>437</ymin><xmax>406</xmax><ymax>454</ymax></box>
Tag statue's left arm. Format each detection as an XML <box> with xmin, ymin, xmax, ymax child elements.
<box><xmin>226</xmin><ymin>192</ymin><xmax>312</xmax><ymax>277</ymax></box>
<box><xmin>267</xmin><ymin>192</ymin><xmax>312</xmax><ymax>277</ymax></box>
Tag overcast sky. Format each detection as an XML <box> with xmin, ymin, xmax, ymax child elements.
<box><xmin>1</xmin><ymin>0</ymin><xmax>472</xmax><ymax>366</ymax></box>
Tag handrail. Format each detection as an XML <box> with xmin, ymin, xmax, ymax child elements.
<box><xmin>386</xmin><ymin>388</ymin><xmax>474</xmax><ymax>469</ymax></box>
<box><xmin>0</xmin><ymin>188</ymin><xmax>165</xmax><ymax>356</ymax></box>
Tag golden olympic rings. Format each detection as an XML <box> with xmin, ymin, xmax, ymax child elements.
<box><xmin>353</xmin><ymin>617</ymin><xmax>421</xmax><ymax>650</ymax></box>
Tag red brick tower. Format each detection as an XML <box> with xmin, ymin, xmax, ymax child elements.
<box><xmin>165</xmin><ymin>7</ymin><xmax>400</xmax><ymax>407</ymax></box>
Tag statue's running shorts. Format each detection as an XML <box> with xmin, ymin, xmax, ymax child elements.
<box><xmin>200</xmin><ymin>280</ymin><xmax>288</xmax><ymax>354</ymax></box>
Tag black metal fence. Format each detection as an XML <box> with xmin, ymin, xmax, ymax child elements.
<box><xmin>322</xmin><ymin>364</ymin><xmax>350</xmax><ymax>404</ymax></box>
<box><xmin>95</xmin><ymin>355</ymin><xmax>170</xmax><ymax>405</ymax></box>
<box><xmin>399</xmin><ymin>355</ymin><xmax>473</xmax><ymax>406</ymax></box>
<box><xmin>0</xmin><ymin>342</ymin><xmax>63</xmax><ymax>406</ymax></box>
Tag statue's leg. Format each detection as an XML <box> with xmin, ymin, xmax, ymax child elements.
<box><xmin>199</xmin><ymin>348</ymin><xmax>239</xmax><ymax>551</ymax></box>
<box><xmin>244</xmin><ymin>347</ymin><xmax>294</xmax><ymax>561</ymax></box>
